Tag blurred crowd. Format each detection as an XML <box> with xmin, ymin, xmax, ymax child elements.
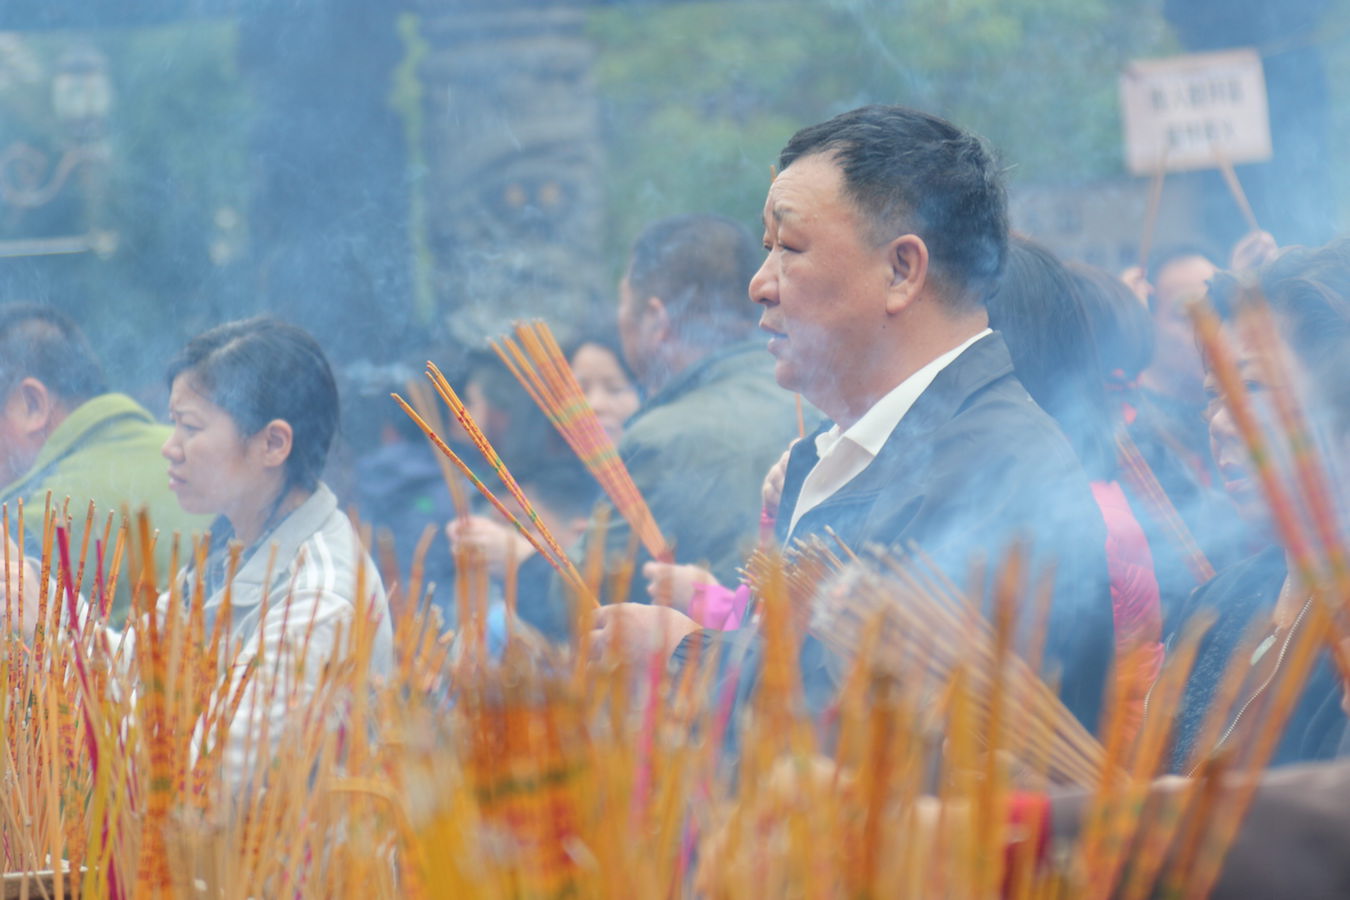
<box><xmin>6</xmin><ymin>103</ymin><xmax>1350</xmax><ymax>895</ymax></box>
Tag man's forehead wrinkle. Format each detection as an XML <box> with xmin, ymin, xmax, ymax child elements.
<box><xmin>770</xmin><ymin>199</ymin><xmax>806</xmax><ymax>225</ymax></box>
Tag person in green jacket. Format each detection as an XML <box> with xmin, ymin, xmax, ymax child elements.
<box><xmin>593</xmin><ymin>214</ymin><xmax>803</xmax><ymax>602</ymax></box>
<box><xmin>0</xmin><ymin>303</ymin><xmax>209</xmax><ymax>624</ymax></box>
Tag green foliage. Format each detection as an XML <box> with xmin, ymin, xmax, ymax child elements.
<box><xmin>590</xmin><ymin>0</ymin><xmax>1170</xmax><ymax>264</ymax></box>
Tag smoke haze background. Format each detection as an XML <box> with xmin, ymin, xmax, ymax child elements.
<box><xmin>1</xmin><ymin>0</ymin><xmax>1347</xmax><ymax>417</ymax></box>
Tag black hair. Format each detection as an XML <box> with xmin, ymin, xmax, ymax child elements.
<box><xmin>1068</xmin><ymin>262</ymin><xmax>1156</xmax><ymax>385</ymax></box>
<box><xmin>778</xmin><ymin>105</ymin><xmax>1008</xmax><ymax>309</ymax></box>
<box><xmin>461</xmin><ymin>347</ymin><xmax>561</xmax><ymax>479</ymax></box>
<box><xmin>1211</xmin><ymin>238</ymin><xmax>1350</xmax><ymax>420</ymax></box>
<box><xmin>563</xmin><ymin>323</ymin><xmax>638</xmax><ymax>396</ymax></box>
<box><xmin>1206</xmin><ymin>238</ymin><xmax>1350</xmax><ymax>487</ymax></box>
<box><xmin>166</xmin><ymin>316</ymin><xmax>338</xmax><ymax>493</ymax></box>
<box><xmin>988</xmin><ymin>236</ymin><xmax>1115</xmax><ymax>479</ymax></box>
<box><xmin>522</xmin><ymin>457</ymin><xmax>599</xmax><ymax>523</ymax></box>
<box><xmin>0</xmin><ymin>303</ymin><xmax>107</xmax><ymax>401</ymax></box>
<box><xmin>626</xmin><ymin>213</ymin><xmax>761</xmax><ymax>344</ymax></box>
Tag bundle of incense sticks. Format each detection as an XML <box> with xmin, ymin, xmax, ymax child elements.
<box><xmin>404</xmin><ymin>377</ymin><xmax>470</xmax><ymax>521</ymax></box>
<box><xmin>0</xmin><ymin>495</ymin><xmax>1337</xmax><ymax>899</ymax></box>
<box><xmin>784</xmin><ymin>539</ymin><xmax>1107</xmax><ymax>788</ymax></box>
<box><xmin>392</xmin><ymin>361</ymin><xmax>597</xmax><ymax>607</ymax></box>
<box><xmin>491</xmin><ymin>320</ymin><xmax>672</xmax><ymax>562</ymax></box>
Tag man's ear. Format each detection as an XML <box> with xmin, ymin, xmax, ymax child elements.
<box><xmin>645</xmin><ymin>295</ymin><xmax>671</xmax><ymax>341</ymax></box>
<box><xmin>884</xmin><ymin>234</ymin><xmax>930</xmax><ymax>315</ymax></box>
<box><xmin>257</xmin><ymin>419</ymin><xmax>295</xmax><ymax>470</ymax></box>
<box><xmin>13</xmin><ymin>378</ymin><xmax>54</xmax><ymax>435</ymax></box>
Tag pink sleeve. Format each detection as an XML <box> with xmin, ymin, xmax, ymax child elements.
<box><xmin>1090</xmin><ymin>480</ymin><xmax>1163</xmax><ymax>648</ymax></box>
<box><xmin>1091</xmin><ymin>480</ymin><xmax>1165</xmax><ymax>744</ymax></box>
<box><xmin>688</xmin><ymin>583</ymin><xmax>752</xmax><ymax>631</ymax></box>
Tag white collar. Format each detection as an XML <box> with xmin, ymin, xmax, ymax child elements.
<box><xmin>815</xmin><ymin>328</ymin><xmax>992</xmax><ymax>460</ymax></box>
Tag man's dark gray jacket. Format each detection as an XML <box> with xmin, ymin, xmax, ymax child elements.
<box><xmin>686</xmin><ymin>331</ymin><xmax>1114</xmax><ymax>730</ymax></box>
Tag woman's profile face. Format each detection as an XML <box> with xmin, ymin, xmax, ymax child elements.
<box><xmin>571</xmin><ymin>342</ymin><xmax>639</xmax><ymax>444</ymax></box>
<box><xmin>162</xmin><ymin>374</ymin><xmax>268</xmax><ymax>518</ymax></box>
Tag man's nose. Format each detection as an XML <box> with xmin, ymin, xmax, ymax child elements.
<box><xmin>749</xmin><ymin>257</ymin><xmax>775</xmax><ymax>306</ymax></box>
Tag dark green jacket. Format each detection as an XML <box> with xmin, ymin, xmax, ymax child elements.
<box><xmin>0</xmin><ymin>393</ymin><xmax>210</xmax><ymax>624</ymax></box>
<box><xmin>587</xmin><ymin>340</ymin><xmax>801</xmax><ymax>603</ymax></box>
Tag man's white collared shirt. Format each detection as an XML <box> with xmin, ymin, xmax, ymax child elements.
<box><xmin>787</xmin><ymin>329</ymin><xmax>992</xmax><ymax>536</ymax></box>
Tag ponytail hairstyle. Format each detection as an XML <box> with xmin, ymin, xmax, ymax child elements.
<box><xmin>166</xmin><ymin>317</ymin><xmax>339</xmax><ymax>493</ymax></box>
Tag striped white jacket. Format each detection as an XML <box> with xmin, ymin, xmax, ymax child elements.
<box><xmin>120</xmin><ymin>483</ymin><xmax>392</xmax><ymax>783</ymax></box>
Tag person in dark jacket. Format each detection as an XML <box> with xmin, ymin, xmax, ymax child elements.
<box><xmin>1042</xmin><ymin>758</ymin><xmax>1350</xmax><ymax>899</ymax></box>
<box><xmin>987</xmin><ymin>238</ymin><xmax>1162</xmax><ymax>736</ymax></box>
<box><xmin>594</xmin><ymin>106</ymin><xmax>1113</xmax><ymax>730</ymax></box>
<box><xmin>1130</xmin><ymin>245</ymin><xmax>1255</xmax><ymax>585</ymax></box>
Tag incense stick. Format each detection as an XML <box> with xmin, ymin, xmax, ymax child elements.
<box><xmin>492</xmin><ymin>321</ymin><xmax>672</xmax><ymax>561</ymax></box>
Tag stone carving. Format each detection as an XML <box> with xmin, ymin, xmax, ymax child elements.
<box><xmin>415</xmin><ymin>0</ymin><xmax>605</xmax><ymax>347</ymax></box>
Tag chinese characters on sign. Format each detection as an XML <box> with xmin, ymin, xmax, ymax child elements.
<box><xmin>1119</xmin><ymin>48</ymin><xmax>1272</xmax><ymax>175</ymax></box>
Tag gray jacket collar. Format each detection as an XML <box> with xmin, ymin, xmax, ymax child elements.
<box><xmin>207</xmin><ymin>483</ymin><xmax>338</xmax><ymax>608</ymax></box>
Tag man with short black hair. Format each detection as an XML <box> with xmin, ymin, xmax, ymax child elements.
<box><xmin>595</xmin><ymin>107</ymin><xmax>1113</xmax><ymax>727</ymax></box>
<box><xmin>0</xmin><ymin>303</ymin><xmax>207</xmax><ymax>623</ymax></box>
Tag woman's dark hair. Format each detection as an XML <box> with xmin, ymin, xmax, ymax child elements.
<box><xmin>1210</xmin><ymin>238</ymin><xmax>1350</xmax><ymax>438</ymax></box>
<box><xmin>1068</xmin><ymin>262</ymin><xmax>1156</xmax><ymax>386</ymax></box>
<box><xmin>166</xmin><ymin>317</ymin><xmax>339</xmax><ymax>492</ymax></box>
<box><xmin>563</xmin><ymin>323</ymin><xmax>639</xmax><ymax>397</ymax></box>
<box><xmin>988</xmin><ymin>236</ymin><xmax>1115</xmax><ymax>479</ymax></box>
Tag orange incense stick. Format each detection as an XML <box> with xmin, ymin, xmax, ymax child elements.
<box><xmin>392</xmin><ymin>393</ymin><xmax>595</xmax><ymax>606</ymax></box>
<box><xmin>492</xmin><ymin>321</ymin><xmax>671</xmax><ymax>561</ymax></box>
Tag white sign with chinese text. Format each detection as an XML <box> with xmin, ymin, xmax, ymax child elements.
<box><xmin>1119</xmin><ymin>48</ymin><xmax>1272</xmax><ymax>175</ymax></box>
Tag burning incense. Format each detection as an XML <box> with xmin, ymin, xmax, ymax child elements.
<box><xmin>404</xmin><ymin>378</ymin><xmax>470</xmax><ymax>521</ymax></box>
<box><xmin>3</xmin><ymin>298</ymin><xmax>1348</xmax><ymax>899</ymax></box>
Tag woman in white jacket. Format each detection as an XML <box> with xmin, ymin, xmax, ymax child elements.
<box><xmin>9</xmin><ymin>316</ymin><xmax>392</xmax><ymax>779</ymax></box>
